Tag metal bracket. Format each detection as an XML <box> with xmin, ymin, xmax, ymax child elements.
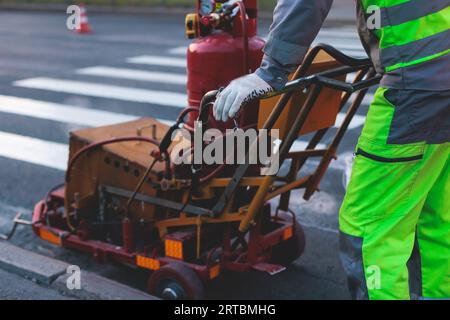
<box><xmin>0</xmin><ymin>212</ymin><xmax>32</xmax><ymax>241</ymax></box>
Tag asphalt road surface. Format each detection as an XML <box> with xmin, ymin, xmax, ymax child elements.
<box><xmin>0</xmin><ymin>10</ymin><xmax>376</xmax><ymax>299</ymax></box>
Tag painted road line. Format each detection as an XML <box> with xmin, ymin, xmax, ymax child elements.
<box><xmin>319</xmin><ymin>43</ymin><xmax>364</xmax><ymax>51</ymax></box>
<box><xmin>317</xmin><ymin>29</ymin><xmax>359</xmax><ymax>38</ymax></box>
<box><xmin>291</xmin><ymin>140</ymin><xmax>326</xmax><ymax>152</ymax></box>
<box><xmin>14</xmin><ymin>78</ymin><xmax>187</xmax><ymax>108</ymax></box>
<box><xmin>126</xmin><ymin>55</ymin><xmax>187</xmax><ymax>68</ymax></box>
<box><xmin>336</xmin><ymin>113</ymin><xmax>366</xmax><ymax>129</ymax></box>
<box><xmin>356</xmin><ymin>92</ymin><xmax>374</xmax><ymax>107</ymax></box>
<box><xmin>76</xmin><ymin>66</ymin><xmax>187</xmax><ymax>85</ymax></box>
<box><xmin>0</xmin><ymin>93</ymin><xmax>364</xmax><ymax>130</ymax></box>
<box><xmin>0</xmin><ymin>95</ymin><xmax>137</xmax><ymax>127</ymax></box>
<box><xmin>168</xmin><ymin>46</ymin><xmax>188</xmax><ymax>55</ymax></box>
<box><xmin>0</xmin><ymin>95</ymin><xmax>175</xmax><ymax>127</ymax></box>
<box><xmin>0</xmin><ymin>131</ymin><xmax>67</xmax><ymax>171</ymax></box>
<box><xmin>0</xmin><ymin>130</ymin><xmax>323</xmax><ymax>172</ymax></box>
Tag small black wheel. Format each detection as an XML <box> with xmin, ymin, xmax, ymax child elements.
<box><xmin>271</xmin><ymin>220</ymin><xmax>306</xmax><ymax>265</ymax></box>
<box><xmin>148</xmin><ymin>263</ymin><xmax>205</xmax><ymax>300</ymax></box>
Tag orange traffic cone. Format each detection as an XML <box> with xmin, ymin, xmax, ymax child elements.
<box><xmin>76</xmin><ymin>3</ymin><xmax>92</xmax><ymax>34</ymax></box>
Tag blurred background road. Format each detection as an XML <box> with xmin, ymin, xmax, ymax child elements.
<box><xmin>0</xmin><ymin>1</ymin><xmax>376</xmax><ymax>299</ymax></box>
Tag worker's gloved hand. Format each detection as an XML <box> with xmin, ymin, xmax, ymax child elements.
<box><xmin>213</xmin><ymin>73</ymin><xmax>273</xmax><ymax>122</ymax></box>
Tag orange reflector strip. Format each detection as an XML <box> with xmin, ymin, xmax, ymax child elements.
<box><xmin>209</xmin><ymin>264</ymin><xmax>220</xmax><ymax>279</ymax></box>
<box><xmin>283</xmin><ymin>226</ymin><xmax>293</xmax><ymax>240</ymax></box>
<box><xmin>136</xmin><ymin>255</ymin><xmax>160</xmax><ymax>270</ymax></box>
<box><xmin>40</xmin><ymin>229</ymin><xmax>62</xmax><ymax>246</ymax></box>
<box><xmin>165</xmin><ymin>239</ymin><xmax>183</xmax><ymax>260</ymax></box>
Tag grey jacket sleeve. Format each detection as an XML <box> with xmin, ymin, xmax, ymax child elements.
<box><xmin>255</xmin><ymin>0</ymin><xmax>334</xmax><ymax>90</ymax></box>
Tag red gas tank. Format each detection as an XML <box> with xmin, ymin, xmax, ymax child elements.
<box><xmin>186</xmin><ymin>30</ymin><xmax>265</xmax><ymax>130</ymax></box>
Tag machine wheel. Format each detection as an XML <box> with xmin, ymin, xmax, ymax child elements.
<box><xmin>148</xmin><ymin>263</ymin><xmax>205</xmax><ymax>300</ymax></box>
<box><xmin>271</xmin><ymin>221</ymin><xmax>306</xmax><ymax>265</ymax></box>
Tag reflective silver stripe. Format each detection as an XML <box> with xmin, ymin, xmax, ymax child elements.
<box><xmin>380</xmin><ymin>0</ymin><xmax>450</xmax><ymax>27</ymax></box>
<box><xmin>381</xmin><ymin>28</ymin><xmax>450</xmax><ymax>68</ymax></box>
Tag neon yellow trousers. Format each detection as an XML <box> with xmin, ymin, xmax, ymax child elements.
<box><xmin>339</xmin><ymin>87</ymin><xmax>450</xmax><ymax>300</ymax></box>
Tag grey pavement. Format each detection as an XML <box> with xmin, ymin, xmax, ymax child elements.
<box><xmin>0</xmin><ymin>241</ymin><xmax>157</xmax><ymax>300</ymax></box>
<box><xmin>0</xmin><ymin>268</ymin><xmax>71</xmax><ymax>300</ymax></box>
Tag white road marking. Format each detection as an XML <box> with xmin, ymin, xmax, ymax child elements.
<box><xmin>0</xmin><ymin>95</ymin><xmax>175</xmax><ymax>127</ymax></box>
<box><xmin>290</xmin><ymin>140</ymin><xmax>327</xmax><ymax>152</ymax></box>
<box><xmin>126</xmin><ymin>55</ymin><xmax>187</xmax><ymax>68</ymax></box>
<box><xmin>76</xmin><ymin>66</ymin><xmax>187</xmax><ymax>85</ymax></box>
<box><xmin>14</xmin><ymin>77</ymin><xmax>187</xmax><ymax>108</ymax></box>
<box><xmin>364</xmin><ymin>93</ymin><xmax>375</xmax><ymax>105</ymax></box>
<box><xmin>317</xmin><ymin>29</ymin><xmax>359</xmax><ymax>39</ymax></box>
<box><xmin>319</xmin><ymin>43</ymin><xmax>364</xmax><ymax>51</ymax></box>
<box><xmin>168</xmin><ymin>46</ymin><xmax>188</xmax><ymax>55</ymax></box>
<box><xmin>0</xmin><ymin>131</ymin><xmax>68</xmax><ymax>171</ymax></box>
<box><xmin>0</xmin><ymin>130</ymin><xmax>342</xmax><ymax>173</ymax></box>
<box><xmin>0</xmin><ymin>127</ymin><xmax>323</xmax><ymax>172</ymax></box>
<box><xmin>336</xmin><ymin>113</ymin><xmax>366</xmax><ymax>129</ymax></box>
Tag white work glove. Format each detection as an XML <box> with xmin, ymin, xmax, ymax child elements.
<box><xmin>213</xmin><ymin>73</ymin><xmax>273</xmax><ymax>122</ymax></box>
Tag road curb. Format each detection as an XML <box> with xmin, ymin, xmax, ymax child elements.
<box><xmin>0</xmin><ymin>241</ymin><xmax>68</xmax><ymax>285</ymax></box>
<box><xmin>52</xmin><ymin>271</ymin><xmax>159</xmax><ymax>300</ymax></box>
<box><xmin>0</xmin><ymin>242</ymin><xmax>158</xmax><ymax>300</ymax></box>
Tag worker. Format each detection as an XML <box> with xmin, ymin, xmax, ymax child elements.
<box><xmin>213</xmin><ymin>0</ymin><xmax>450</xmax><ymax>300</ymax></box>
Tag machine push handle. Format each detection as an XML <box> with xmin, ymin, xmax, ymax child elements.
<box><xmin>205</xmin><ymin>44</ymin><xmax>381</xmax><ymax>219</ymax></box>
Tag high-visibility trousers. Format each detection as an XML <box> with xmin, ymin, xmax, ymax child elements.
<box><xmin>339</xmin><ymin>87</ymin><xmax>450</xmax><ymax>300</ymax></box>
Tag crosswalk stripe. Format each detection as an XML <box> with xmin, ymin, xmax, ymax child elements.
<box><xmin>314</xmin><ymin>43</ymin><xmax>364</xmax><ymax>51</ymax></box>
<box><xmin>336</xmin><ymin>113</ymin><xmax>366</xmax><ymax>129</ymax></box>
<box><xmin>0</xmin><ymin>95</ymin><xmax>137</xmax><ymax>127</ymax></box>
<box><xmin>291</xmin><ymin>140</ymin><xmax>326</xmax><ymax>152</ymax></box>
<box><xmin>0</xmin><ymin>129</ymin><xmax>326</xmax><ymax>171</ymax></box>
<box><xmin>14</xmin><ymin>77</ymin><xmax>187</xmax><ymax>108</ymax></box>
<box><xmin>76</xmin><ymin>66</ymin><xmax>187</xmax><ymax>85</ymax></box>
<box><xmin>126</xmin><ymin>55</ymin><xmax>187</xmax><ymax>68</ymax></box>
<box><xmin>315</xmin><ymin>36</ymin><xmax>360</xmax><ymax>43</ymax></box>
<box><xmin>0</xmin><ymin>131</ymin><xmax>68</xmax><ymax>171</ymax></box>
<box><xmin>5</xmin><ymin>80</ymin><xmax>368</xmax><ymax>130</ymax></box>
<box><xmin>360</xmin><ymin>93</ymin><xmax>374</xmax><ymax>107</ymax></box>
<box><xmin>0</xmin><ymin>95</ymin><xmax>175</xmax><ymax>127</ymax></box>
<box><xmin>0</xmin><ymin>91</ymin><xmax>368</xmax><ymax>134</ymax></box>
<box><xmin>317</xmin><ymin>30</ymin><xmax>359</xmax><ymax>38</ymax></box>
<box><xmin>168</xmin><ymin>46</ymin><xmax>188</xmax><ymax>55</ymax></box>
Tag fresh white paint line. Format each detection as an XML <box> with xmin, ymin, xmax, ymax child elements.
<box><xmin>315</xmin><ymin>36</ymin><xmax>361</xmax><ymax>45</ymax></box>
<box><xmin>0</xmin><ymin>95</ymin><xmax>175</xmax><ymax>127</ymax></box>
<box><xmin>0</xmin><ymin>130</ymin><xmax>340</xmax><ymax>173</ymax></box>
<box><xmin>0</xmin><ymin>131</ymin><xmax>68</xmax><ymax>171</ymax></box>
<box><xmin>126</xmin><ymin>55</ymin><xmax>187</xmax><ymax>68</ymax></box>
<box><xmin>0</xmin><ymin>95</ymin><xmax>137</xmax><ymax>127</ymax></box>
<box><xmin>317</xmin><ymin>30</ymin><xmax>359</xmax><ymax>38</ymax></box>
<box><xmin>13</xmin><ymin>77</ymin><xmax>187</xmax><ymax>108</ymax></box>
<box><xmin>168</xmin><ymin>46</ymin><xmax>188</xmax><ymax>55</ymax></box>
<box><xmin>76</xmin><ymin>66</ymin><xmax>187</xmax><ymax>85</ymax></box>
<box><xmin>346</xmin><ymin>72</ymin><xmax>357</xmax><ymax>82</ymax></box>
<box><xmin>325</xmin><ymin>43</ymin><xmax>364</xmax><ymax>51</ymax></box>
<box><xmin>365</xmin><ymin>92</ymin><xmax>375</xmax><ymax>101</ymax></box>
<box><xmin>290</xmin><ymin>140</ymin><xmax>326</xmax><ymax>152</ymax></box>
<box><xmin>336</xmin><ymin>113</ymin><xmax>366</xmax><ymax>129</ymax></box>
<box><xmin>359</xmin><ymin>92</ymin><xmax>374</xmax><ymax>107</ymax></box>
